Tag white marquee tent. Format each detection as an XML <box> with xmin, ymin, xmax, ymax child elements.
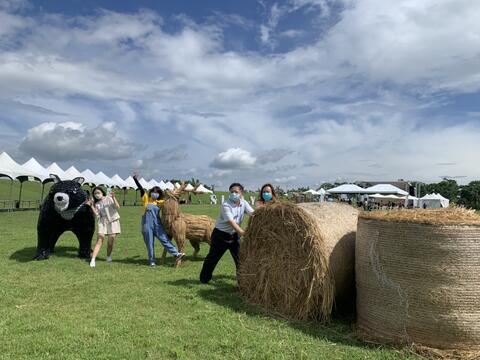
<box><xmin>139</xmin><ymin>178</ymin><xmax>151</xmax><ymax>190</ymax></box>
<box><xmin>184</xmin><ymin>183</ymin><xmax>195</xmax><ymax>192</ymax></box>
<box><xmin>22</xmin><ymin>158</ymin><xmax>50</xmax><ymax>182</ymax></box>
<box><xmin>47</xmin><ymin>162</ymin><xmax>67</xmax><ymax>179</ymax></box>
<box><xmin>419</xmin><ymin>193</ymin><xmax>450</xmax><ymax>208</ymax></box>
<box><xmin>364</xmin><ymin>184</ymin><xmax>409</xmax><ymax>196</ymax></box>
<box><xmin>326</xmin><ymin>184</ymin><xmax>365</xmax><ymax>194</ymax></box>
<box><xmin>195</xmin><ymin>184</ymin><xmax>213</xmax><ymax>194</ymax></box>
<box><xmin>81</xmin><ymin>169</ymin><xmax>100</xmax><ymax>185</ymax></box>
<box><xmin>64</xmin><ymin>166</ymin><xmax>83</xmax><ymax>180</ymax></box>
<box><xmin>0</xmin><ymin>152</ymin><xmax>35</xmax><ymax>179</ymax></box>
<box><xmin>111</xmin><ymin>174</ymin><xmax>128</xmax><ymax>188</ymax></box>
<box><xmin>303</xmin><ymin>189</ymin><xmax>320</xmax><ymax>195</ymax></box>
<box><xmin>123</xmin><ymin>176</ymin><xmax>137</xmax><ymax>189</ymax></box>
<box><xmin>165</xmin><ymin>181</ymin><xmax>175</xmax><ymax>191</ymax></box>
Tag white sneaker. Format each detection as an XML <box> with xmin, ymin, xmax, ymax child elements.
<box><xmin>106</xmin><ymin>256</ymin><xmax>112</xmax><ymax>262</ymax></box>
<box><xmin>89</xmin><ymin>260</ymin><xmax>96</xmax><ymax>268</ymax></box>
<box><xmin>149</xmin><ymin>261</ymin><xmax>156</xmax><ymax>267</ymax></box>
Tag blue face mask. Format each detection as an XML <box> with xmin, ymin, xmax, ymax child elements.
<box><xmin>150</xmin><ymin>192</ymin><xmax>159</xmax><ymax>200</ymax></box>
<box><xmin>262</xmin><ymin>192</ymin><xmax>273</xmax><ymax>202</ymax></box>
<box><xmin>229</xmin><ymin>192</ymin><xmax>241</xmax><ymax>203</ymax></box>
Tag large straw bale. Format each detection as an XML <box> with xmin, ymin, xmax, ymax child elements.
<box><xmin>356</xmin><ymin>208</ymin><xmax>480</xmax><ymax>351</ymax></box>
<box><xmin>238</xmin><ymin>201</ymin><xmax>358</xmax><ymax>321</ymax></box>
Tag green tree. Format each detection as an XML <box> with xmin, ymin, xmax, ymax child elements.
<box><xmin>459</xmin><ymin>181</ymin><xmax>480</xmax><ymax>210</ymax></box>
<box><xmin>418</xmin><ymin>179</ymin><xmax>459</xmax><ymax>202</ymax></box>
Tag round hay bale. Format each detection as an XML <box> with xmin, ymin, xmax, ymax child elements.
<box><xmin>238</xmin><ymin>201</ymin><xmax>358</xmax><ymax>321</ymax></box>
<box><xmin>356</xmin><ymin>208</ymin><xmax>480</xmax><ymax>351</ymax></box>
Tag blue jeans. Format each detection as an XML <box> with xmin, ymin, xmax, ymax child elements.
<box><xmin>142</xmin><ymin>210</ymin><xmax>179</xmax><ymax>263</ymax></box>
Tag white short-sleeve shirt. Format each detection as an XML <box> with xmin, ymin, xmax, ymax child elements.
<box><xmin>215</xmin><ymin>198</ymin><xmax>254</xmax><ymax>234</ymax></box>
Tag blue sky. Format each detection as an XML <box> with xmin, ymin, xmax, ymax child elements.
<box><xmin>1</xmin><ymin>0</ymin><xmax>480</xmax><ymax>189</ymax></box>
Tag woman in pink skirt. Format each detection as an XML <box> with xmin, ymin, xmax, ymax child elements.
<box><xmin>86</xmin><ymin>187</ymin><xmax>121</xmax><ymax>267</ymax></box>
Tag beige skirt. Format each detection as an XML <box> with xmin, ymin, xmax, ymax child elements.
<box><xmin>98</xmin><ymin>219</ymin><xmax>121</xmax><ymax>235</ymax></box>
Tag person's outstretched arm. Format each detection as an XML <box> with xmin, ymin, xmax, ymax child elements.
<box><xmin>133</xmin><ymin>175</ymin><xmax>145</xmax><ymax>197</ymax></box>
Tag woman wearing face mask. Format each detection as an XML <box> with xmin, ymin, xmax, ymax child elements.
<box><xmin>133</xmin><ymin>173</ymin><xmax>185</xmax><ymax>267</ymax></box>
<box><xmin>200</xmin><ymin>182</ymin><xmax>254</xmax><ymax>284</ymax></box>
<box><xmin>255</xmin><ymin>183</ymin><xmax>277</xmax><ymax>209</ymax></box>
<box><xmin>86</xmin><ymin>186</ymin><xmax>121</xmax><ymax>268</ymax></box>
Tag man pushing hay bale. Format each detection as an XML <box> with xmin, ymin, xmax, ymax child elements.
<box><xmin>356</xmin><ymin>208</ymin><xmax>480</xmax><ymax>352</ymax></box>
<box><xmin>238</xmin><ymin>202</ymin><xmax>358</xmax><ymax>321</ymax></box>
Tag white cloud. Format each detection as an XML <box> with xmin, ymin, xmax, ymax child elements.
<box><xmin>274</xmin><ymin>175</ymin><xmax>297</xmax><ymax>183</ymax></box>
<box><xmin>210</xmin><ymin>148</ymin><xmax>257</xmax><ymax>169</ymax></box>
<box><xmin>19</xmin><ymin>121</ymin><xmax>137</xmax><ymax>161</ymax></box>
<box><xmin>0</xmin><ymin>2</ymin><xmax>480</xmax><ymax>187</ymax></box>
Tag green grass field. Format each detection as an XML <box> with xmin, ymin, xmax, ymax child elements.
<box><xmin>0</xmin><ymin>205</ymin><xmax>418</xmax><ymax>359</ymax></box>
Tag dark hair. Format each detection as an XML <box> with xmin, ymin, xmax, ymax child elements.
<box><xmin>229</xmin><ymin>182</ymin><xmax>244</xmax><ymax>192</ymax></box>
<box><xmin>149</xmin><ymin>186</ymin><xmax>164</xmax><ymax>199</ymax></box>
<box><xmin>258</xmin><ymin>183</ymin><xmax>276</xmax><ymax>202</ymax></box>
<box><xmin>92</xmin><ymin>186</ymin><xmax>107</xmax><ymax>203</ymax></box>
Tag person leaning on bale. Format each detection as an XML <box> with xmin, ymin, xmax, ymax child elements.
<box><xmin>255</xmin><ymin>183</ymin><xmax>276</xmax><ymax>209</ymax></box>
<box><xmin>199</xmin><ymin>182</ymin><xmax>254</xmax><ymax>284</ymax></box>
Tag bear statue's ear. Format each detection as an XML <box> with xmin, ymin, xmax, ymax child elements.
<box><xmin>50</xmin><ymin>174</ymin><xmax>61</xmax><ymax>183</ymax></box>
<box><xmin>73</xmin><ymin>177</ymin><xmax>85</xmax><ymax>185</ymax></box>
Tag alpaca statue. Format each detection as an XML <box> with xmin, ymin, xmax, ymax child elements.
<box><xmin>161</xmin><ymin>194</ymin><xmax>214</xmax><ymax>266</ymax></box>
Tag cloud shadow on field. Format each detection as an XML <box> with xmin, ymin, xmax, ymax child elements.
<box><xmin>9</xmin><ymin>246</ymin><xmax>80</xmax><ymax>262</ymax></box>
<box><xmin>166</xmin><ymin>276</ymin><xmax>371</xmax><ymax>351</ymax></box>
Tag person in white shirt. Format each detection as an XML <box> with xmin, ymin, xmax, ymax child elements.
<box><xmin>86</xmin><ymin>187</ymin><xmax>121</xmax><ymax>267</ymax></box>
<box><xmin>200</xmin><ymin>182</ymin><xmax>254</xmax><ymax>283</ymax></box>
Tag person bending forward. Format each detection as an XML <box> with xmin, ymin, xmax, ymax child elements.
<box><xmin>200</xmin><ymin>182</ymin><xmax>254</xmax><ymax>283</ymax></box>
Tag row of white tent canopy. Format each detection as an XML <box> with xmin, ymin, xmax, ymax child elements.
<box><xmin>303</xmin><ymin>183</ymin><xmax>449</xmax><ymax>208</ymax></box>
<box><xmin>0</xmin><ymin>152</ymin><xmax>213</xmax><ymax>193</ymax></box>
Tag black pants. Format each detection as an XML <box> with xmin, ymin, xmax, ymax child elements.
<box><xmin>199</xmin><ymin>228</ymin><xmax>239</xmax><ymax>284</ymax></box>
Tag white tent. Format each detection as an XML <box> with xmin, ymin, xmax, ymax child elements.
<box><xmin>419</xmin><ymin>193</ymin><xmax>450</xmax><ymax>208</ymax></box>
<box><xmin>47</xmin><ymin>162</ymin><xmax>67</xmax><ymax>179</ymax></box>
<box><xmin>64</xmin><ymin>166</ymin><xmax>83</xmax><ymax>180</ymax></box>
<box><xmin>111</xmin><ymin>174</ymin><xmax>128</xmax><ymax>188</ymax></box>
<box><xmin>158</xmin><ymin>180</ymin><xmax>168</xmax><ymax>190</ymax></box>
<box><xmin>81</xmin><ymin>169</ymin><xmax>100</xmax><ymax>185</ymax></box>
<box><xmin>123</xmin><ymin>176</ymin><xmax>137</xmax><ymax>189</ymax></box>
<box><xmin>364</xmin><ymin>184</ymin><xmax>409</xmax><ymax>196</ymax></box>
<box><xmin>22</xmin><ymin>157</ymin><xmax>50</xmax><ymax>182</ymax></box>
<box><xmin>303</xmin><ymin>189</ymin><xmax>320</xmax><ymax>195</ymax></box>
<box><xmin>139</xmin><ymin>178</ymin><xmax>151</xmax><ymax>190</ymax></box>
<box><xmin>184</xmin><ymin>183</ymin><xmax>194</xmax><ymax>192</ymax></box>
<box><xmin>147</xmin><ymin>179</ymin><xmax>158</xmax><ymax>189</ymax></box>
<box><xmin>174</xmin><ymin>182</ymin><xmax>181</xmax><ymax>189</ymax></box>
<box><xmin>326</xmin><ymin>184</ymin><xmax>365</xmax><ymax>194</ymax></box>
<box><xmin>165</xmin><ymin>181</ymin><xmax>175</xmax><ymax>191</ymax></box>
<box><xmin>0</xmin><ymin>152</ymin><xmax>36</xmax><ymax>179</ymax></box>
<box><xmin>317</xmin><ymin>188</ymin><xmax>326</xmax><ymax>195</ymax></box>
<box><xmin>95</xmin><ymin>172</ymin><xmax>114</xmax><ymax>187</ymax></box>
<box><xmin>195</xmin><ymin>184</ymin><xmax>213</xmax><ymax>194</ymax></box>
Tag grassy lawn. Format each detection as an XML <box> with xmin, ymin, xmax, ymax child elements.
<box><xmin>0</xmin><ymin>205</ymin><xmax>418</xmax><ymax>360</ymax></box>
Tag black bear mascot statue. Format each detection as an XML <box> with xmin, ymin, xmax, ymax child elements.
<box><xmin>34</xmin><ymin>174</ymin><xmax>95</xmax><ymax>260</ymax></box>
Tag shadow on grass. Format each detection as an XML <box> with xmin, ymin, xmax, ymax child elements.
<box><xmin>113</xmin><ymin>255</ymin><xmax>205</xmax><ymax>267</ymax></box>
<box><xmin>9</xmin><ymin>246</ymin><xmax>81</xmax><ymax>262</ymax></box>
<box><xmin>167</xmin><ymin>275</ymin><xmax>369</xmax><ymax>350</ymax></box>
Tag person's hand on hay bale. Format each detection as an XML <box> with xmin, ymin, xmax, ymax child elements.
<box><xmin>199</xmin><ymin>182</ymin><xmax>254</xmax><ymax>284</ymax></box>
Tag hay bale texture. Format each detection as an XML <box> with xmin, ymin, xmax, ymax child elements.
<box><xmin>356</xmin><ymin>208</ymin><xmax>480</xmax><ymax>350</ymax></box>
<box><xmin>238</xmin><ymin>202</ymin><xmax>358</xmax><ymax>321</ymax></box>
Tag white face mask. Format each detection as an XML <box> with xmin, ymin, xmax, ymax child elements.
<box><xmin>94</xmin><ymin>193</ymin><xmax>103</xmax><ymax>200</ymax></box>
